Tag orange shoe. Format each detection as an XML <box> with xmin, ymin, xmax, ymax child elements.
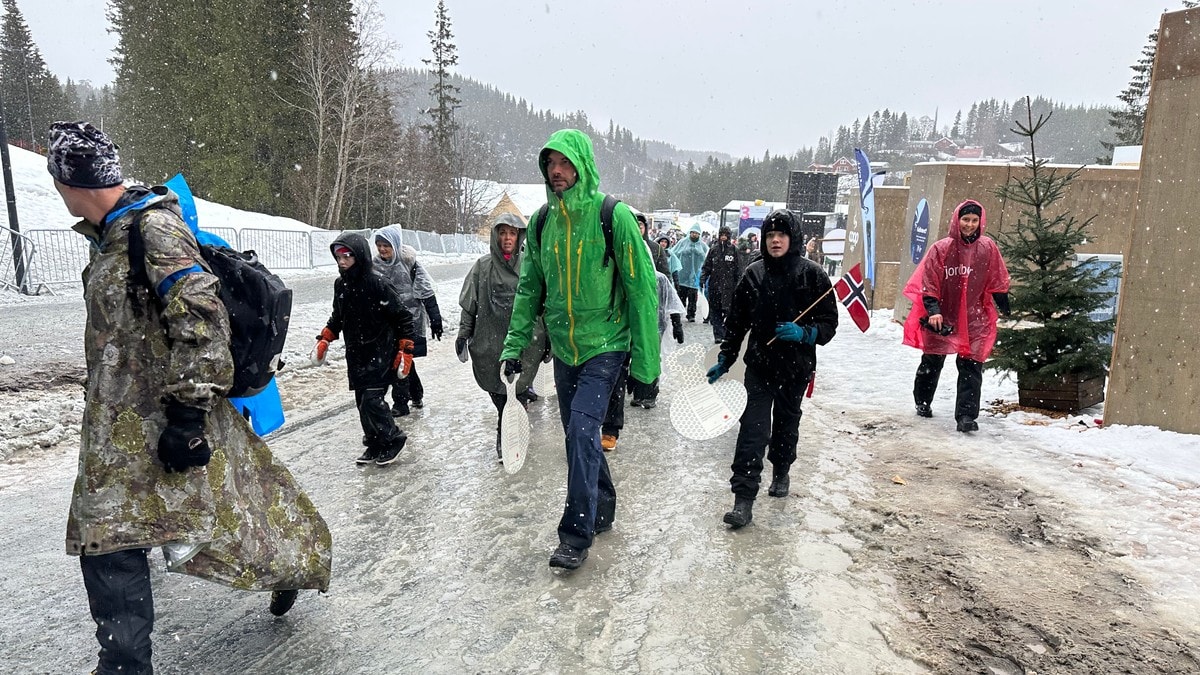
<box><xmin>601</xmin><ymin>434</ymin><xmax>618</xmax><ymax>451</ymax></box>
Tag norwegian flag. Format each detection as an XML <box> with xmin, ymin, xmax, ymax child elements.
<box><xmin>834</xmin><ymin>263</ymin><xmax>871</xmax><ymax>333</ymax></box>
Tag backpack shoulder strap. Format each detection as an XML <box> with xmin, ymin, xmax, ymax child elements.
<box><xmin>599</xmin><ymin>195</ymin><xmax>619</xmax><ymax>268</ymax></box>
<box><xmin>534</xmin><ymin>204</ymin><xmax>550</xmax><ymax>250</ymax></box>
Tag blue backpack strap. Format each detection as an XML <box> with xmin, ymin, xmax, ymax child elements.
<box><xmin>126</xmin><ymin>198</ymin><xmax>204</xmax><ymax>300</ymax></box>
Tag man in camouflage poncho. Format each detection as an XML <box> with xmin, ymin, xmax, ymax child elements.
<box><xmin>48</xmin><ymin>122</ymin><xmax>332</xmax><ymax>675</ymax></box>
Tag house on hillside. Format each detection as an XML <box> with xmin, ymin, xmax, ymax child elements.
<box><xmin>933</xmin><ymin>137</ymin><xmax>960</xmax><ymax>154</ymax></box>
<box><xmin>807</xmin><ymin>157</ymin><xmax>856</xmax><ymax>174</ymax></box>
<box><xmin>470</xmin><ymin>180</ymin><xmax>548</xmax><ymax>236</ymax></box>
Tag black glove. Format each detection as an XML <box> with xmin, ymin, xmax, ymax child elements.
<box><xmin>502</xmin><ymin>358</ymin><xmax>522</xmax><ymax>379</ymax></box>
<box><xmin>671</xmin><ymin>315</ymin><xmax>684</xmax><ymax>344</ymax></box>
<box><xmin>455</xmin><ymin>337</ymin><xmax>469</xmax><ymax>361</ymax></box>
<box><xmin>423</xmin><ymin>296</ymin><xmax>443</xmax><ymax>340</ymax></box>
<box><xmin>157</xmin><ymin>403</ymin><xmax>211</xmax><ymax>473</ymax></box>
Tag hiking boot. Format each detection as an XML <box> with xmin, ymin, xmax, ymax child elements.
<box><xmin>269</xmin><ymin>590</ymin><xmax>298</xmax><ymax>616</ymax></box>
<box><xmin>601</xmin><ymin>434</ymin><xmax>618</xmax><ymax>452</ymax></box>
<box><xmin>956</xmin><ymin>417</ymin><xmax>979</xmax><ymax>433</ymax></box>
<box><xmin>411</xmin><ymin>399</ymin><xmax>424</xmax><ymax>409</ymax></box>
<box><xmin>915</xmin><ymin>402</ymin><xmax>933</xmax><ymax>418</ymax></box>
<box><xmin>355</xmin><ymin>447</ymin><xmax>378</xmax><ymax>465</ymax></box>
<box><xmin>375</xmin><ymin>435</ymin><xmax>407</xmax><ymax>466</ymax></box>
<box><xmin>687</xmin><ymin>316</ymin><xmax>695</xmax><ymax>323</ymax></box>
<box><xmin>391</xmin><ymin>402</ymin><xmax>410</xmax><ymax>417</ymax></box>
<box><xmin>548</xmin><ymin>543</ymin><xmax>588</xmax><ymax>570</ymax></box>
<box><xmin>630</xmin><ymin>398</ymin><xmax>644</xmax><ymax>408</ymax></box>
<box><xmin>723</xmin><ymin>496</ymin><xmax>754</xmax><ymax>529</ymax></box>
<box><xmin>639</xmin><ymin>398</ymin><xmax>657</xmax><ymax>409</ymax></box>
<box><xmin>767</xmin><ymin>472</ymin><xmax>790</xmax><ymax>498</ymax></box>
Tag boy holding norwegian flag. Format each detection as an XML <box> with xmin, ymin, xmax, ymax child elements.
<box><xmin>706</xmin><ymin>209</ymin><xmax>838</xmax><ymax>529</ymax></box>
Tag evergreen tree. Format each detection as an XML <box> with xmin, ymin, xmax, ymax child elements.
<box><xmin>0</xmin><ymin>0</ymin><xmax>66</xmax><ymax>148</ymax></box>
<box><xmin>1099</xmin><ymin>1</ymin><xmax>1199</xmax><ymax>162</ymax></box>
<box><xmin>420</xmin><ymin>0</ymin><xmax>461</xmax><ymax>231</ymax></box>
<box><xmin>109</xmin><ymin>0</ymin><xmax>311</xmax><ymax>215</ymax></box>
<box><xmin>989</xmin><ymin>101</ymin><xmax>1116</xmax><ymax>383</ymax></box>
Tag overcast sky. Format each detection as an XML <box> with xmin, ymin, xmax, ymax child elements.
<box><xmin>22</xmin><ymin>0</ymin><xmax>1177</xmax><ymax>158</ymax></box>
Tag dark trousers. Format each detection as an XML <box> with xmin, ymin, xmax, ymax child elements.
<box><xmin>81</xmin><ymin>548</ymin><xmax>154</xmax><ymax>675</ymax></box>
<box><xmin>554</xmin><ymin>351</ymin><xmax>624</xmax><ymax>550</ymax></box>
<box><xmin>390</xmin><ymin>362</ymin><xmax>424</xmax><ymax>406</ymax></box>
<box><xmin>601</xmin><ymin>353</ymin><xmax>632</xmax><ymax>438</ymax></box>
<box><xmin>710</xmin><ymin>302</ymin><xmax>727</xmax><ymax>342</ymax></box>
<box><xmin>356</xmin><ymin>387</ymin><xmax>405</xmax><ymax>452</ymax></box>
<box><xmin>679</xmin><ymin>286</ymin><xmax>698</xmax><ymax>320</ymax></box>
<box><xmin>913</xmin><ymin>353</ymin><xmax>983</xmax><ymax>421</ymax></box>
<box><xmin>730</xmin><ymin>368</ymin><xmax>806</xmax><ymax>500</ymax></box>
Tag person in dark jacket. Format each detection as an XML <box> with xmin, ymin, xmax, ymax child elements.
<box><xmin>316</xmin><ymin>232</ymin><xmax>416</xmax><ymax>466</ymax></box>
<box><xmin>636</xmin><ymin>212</ymin><xmax>671</xmax><ymax>277</ymax></box>
<box><xmin>707</xmin><ymin>209</ymin><xmax>838</xmax><ymax>529</ymax></box>
<box><xmin>700</xmin><ymin>226</ymin><xmax>744</xmax><ymax>343</ymax></box>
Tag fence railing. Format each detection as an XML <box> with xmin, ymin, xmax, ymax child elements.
<box><xmin>1</xmin><ymin>225</ymin><xmax>488</xmax><ymax>294</ymax></box>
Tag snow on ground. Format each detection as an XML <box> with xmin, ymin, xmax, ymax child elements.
<box><xmin>818</xmin><ymin>307</ymin><xmax>1200</xmax><ymax>626</ymax></box>
<box><xmin>1</xmin><ymin>144</ymin><xmax>314</xmax><ymax>233</ymax></box>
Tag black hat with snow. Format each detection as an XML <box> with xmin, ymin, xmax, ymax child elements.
<box><xmin>46</xmin><ymin>121</ymin><xmax>123</xmax><ymax>189</ymax></box>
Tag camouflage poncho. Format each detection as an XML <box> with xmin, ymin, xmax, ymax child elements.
<box><xmin>67</xmin><ymin>186</ymin><xmax>331</xmax><ymax>592</ymax></box>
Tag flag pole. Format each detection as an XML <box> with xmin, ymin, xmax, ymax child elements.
<box><xmin>765</xmin><ymin>285</ymin><xmax>835</xmax><ymax>346</ymax></box>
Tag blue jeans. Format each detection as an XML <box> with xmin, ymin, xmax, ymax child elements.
<box><xmin>554</xmin><ymin>351</ymin><xmax>624</xmax><ymax>550</ymax></box>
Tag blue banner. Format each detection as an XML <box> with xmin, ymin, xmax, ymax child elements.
<box><xmin>910</xmin><ymin>198</ymin><xmax>929</xmax><ymax>264</ymax></box>
<box><xmin>854</xmin><ymin>149</ymin><xmax>877</xmax><ymax>287</ymax></box>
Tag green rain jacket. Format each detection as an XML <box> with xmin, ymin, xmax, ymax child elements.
<box><xmin>501</xmin><ymin>130</ymin><xmax>661</xmax><ymax>384</ymax></box>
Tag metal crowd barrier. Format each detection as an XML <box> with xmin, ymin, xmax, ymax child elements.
<box><xmin>3</xmin><ymin>225</ymin><xmax>487</xmax><ymax>294</ymax></box>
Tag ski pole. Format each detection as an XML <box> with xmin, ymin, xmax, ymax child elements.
<box><xmin>766</xmin><ymin>285</ymin><xmax>835</xmax><ymax>346</ymax></box>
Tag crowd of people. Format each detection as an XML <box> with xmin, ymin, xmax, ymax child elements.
<box><xmin>48</xmin><ymin>120</ymin><xmax>1007</xmax><ymax>674</ymax></box>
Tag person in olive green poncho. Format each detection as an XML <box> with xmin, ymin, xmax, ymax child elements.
<box><xmin>500</xmin><ymin>129</ymin><xmax>660</xmax><ymax>571</ymax></box>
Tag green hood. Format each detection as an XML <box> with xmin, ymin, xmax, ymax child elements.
<box><xmin>539</xmin><ymin>129</ymin><xmax>600</xmax><ymax>212</ymax></box>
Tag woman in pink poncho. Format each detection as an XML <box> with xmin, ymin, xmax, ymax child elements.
<box><xmin>903</xmin><ymin>199</ymin><xmax>1010</xmax><ymax>432</ymax></box>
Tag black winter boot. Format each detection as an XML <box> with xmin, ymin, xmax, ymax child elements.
<box><xmin>269</xmin><ymin>590</ymin><xmax>298</xmax><ymax>616</ymax></box>
<box><xmin>915</xmin><ymin>402</ymin><xmax>933</xmax><ymax>418</ymax></box>
<box><xmin>956</xmin><ymin>417</ymin><xmax>978</xmax><ymax>433</ymax></box>
<box><xmin>767</xmin><ymin>470</ymin><xmax>790</xmax><ymax>498</ymax></box>
<box><xmin>723</xmin><ymin>496</ymin><xmax>754</xmax><ymax>529</ymax></box>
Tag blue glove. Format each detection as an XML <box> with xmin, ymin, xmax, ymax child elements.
<box><xmin>775</xmin><ymin>322</ymin><xmax>818</xmax><ymax>345</ymax></box>
<box><xmin>706</xmin><ymin>355</ymin><xmax>729</xmax><ymax>384</ymax></box>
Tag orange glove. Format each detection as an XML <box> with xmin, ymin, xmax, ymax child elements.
<box><xmin>393</xmin><ymin>339</ymin><xmax>415</xmax><ymax>378</ymax></box>
<box><xmin>396</xmin><ymin>348</ymin><xmax>415</xmax><ymax>374</ymax></box>
<box><xmin>314</xmin><ymin>327</ymin><xmax>337</xmax><ymax>362</ymax></box>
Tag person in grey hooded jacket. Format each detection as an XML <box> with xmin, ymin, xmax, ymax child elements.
<box><xmin>374</xmin><ymin>225</ymin><xmax>443</xmax><ymax>415</ymax></box>
<box><xmin>457</xmin><ymin>213</ymin><xmax>548</xmax><ymax>459</ymax></box>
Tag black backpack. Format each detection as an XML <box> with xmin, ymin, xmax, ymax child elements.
<box><xmin>128</xmin><ymin>212</ymin><xmax>292</xmax><ymax>399</ymax></box>
<box><xmin>534</xmin><ymin>194</ymin><xmax>621</xmax><ymax>308</ymax></box>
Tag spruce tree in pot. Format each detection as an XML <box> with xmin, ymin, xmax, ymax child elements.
<box><xmin>988</xmin><ymin>98</ymin><xmax>1118</xmax><ymax>412</ymax></box>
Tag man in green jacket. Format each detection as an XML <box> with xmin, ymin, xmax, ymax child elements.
<box><xmin>501</xmin><ymin>129</ymin><xmax>660</xmax><ymax>570</ymax></box>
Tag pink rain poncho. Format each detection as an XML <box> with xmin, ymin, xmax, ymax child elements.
<box><xmin>902</xmin><ymin>199</ymin><xmax>1010</xmax><ymax>362</ymax></box>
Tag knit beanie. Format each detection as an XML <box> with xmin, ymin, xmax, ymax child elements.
<box><xmin>46</xmin><ymin>121</ymin><xmax>123</xmax><ymax>188</ymax></box>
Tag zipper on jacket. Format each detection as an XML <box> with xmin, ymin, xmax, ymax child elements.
<box><xmin>559</xmin><ymin>199</ymin><xmax>579</xmax><ymax>361</ymax></box>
